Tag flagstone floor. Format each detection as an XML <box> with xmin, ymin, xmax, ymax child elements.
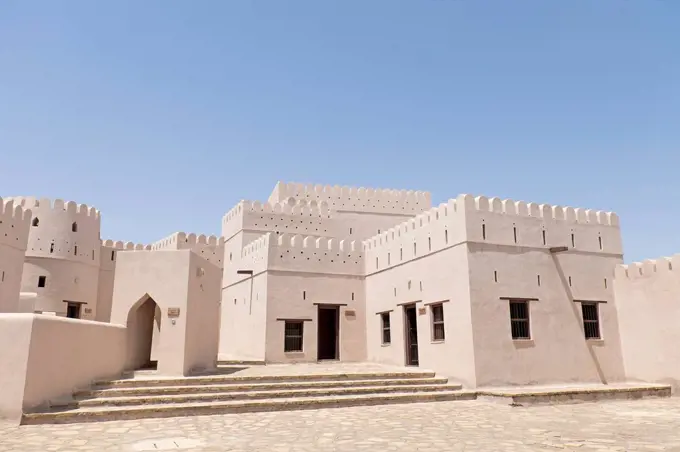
<box><xmin>2</xmin><ymin>397</ymin><xmax>680</xmax><ymax>451</ymax></box>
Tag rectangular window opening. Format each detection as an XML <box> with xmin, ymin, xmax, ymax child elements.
<box><xmin>482</xmin><ymin>223</ymin><xmax>486</xmax><ymax>240</ymax></box>
<box><xmin>302</xmin><ymin>291</ymin><xmax>306</xmax><ymax>300</ymax></box>
<box><xmin>111</xmin><ymin>250</ymin><xmax>115</xmax><ymax>261</ymax></box>
<box><xmin>510</xmin><ymin>300</ymin><xmax>530</xmax><ymax>340</ymax></box>
<box><xmin>537</xmin><ymin>274</ymin><xmax>541</xmax><ymax>286</ymax></box>
<box><xmin>431</xmin><ymin>304</ymin><xmax>445</xmax><ymax>341</ymax></box>
<box><xmin>381</xmin><ymin>312</ymin><xmax>391</xmax><ymax>344</ymax></box>
<box><xmin>571</xmin><ymin>233</ymin><xmax>575</xmax><ymax>248</ymax></box>
<box><xmin>604</xmin><ymin>278</ymin><xmax>608</xmax><ymax>289</ymax></box>
<box><xmin>494</xmin><ymin>270</ymin><xmax>498</xmax><ymax>283</ymax></box>
<box><xmin>428</xmin><ymin>237</ymin><xmax>432</xmax><ymax>251</ymax></box>
<box><xmin>445</xmin><ymin>229</ymin><xmax>449</xmax><ymax>244</ymax></box>
<box><xmin>582</xmin><ymin>303</ymin><xmax>601</xmax><ymax>340</ymax></box>
<box><xmin>388</xmin><ymin>253</ymin><xmax>391</xmax><ymax>265</ymax></box>
<box><xmin>598</xmin><ymin>236</ymin><xmax>603</xmax><ymax>250</ymax></box>
<box><xmin>413</xmin><ymin>242</ymin><xmax>417</xmax><ymax>257</ymax></box>
<box><xmin>513</xmin><ymin>226</ymin><xmax>517</xmax><ymax>244</ymax></box>
<box><xmin>542</xmin><ymin>229</ymin><xmax>546</xmax><ymax>245</ymax></box>
<box><xmin>284</xmin><ymin>321</ymin><xmax>304</xmax><ymax>352</ymax></box>
<box><xmin>38</xmin><ymin>275</ymin><xmax>47</xmax><ymax>288</ymax></box>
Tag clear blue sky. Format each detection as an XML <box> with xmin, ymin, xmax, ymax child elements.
<box><xmin>1</xmin><ymin>1</ymin><xmax>678</xmax><ymax>262</ymax></box>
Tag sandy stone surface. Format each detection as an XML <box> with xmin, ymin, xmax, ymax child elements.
<box><xmin>2</xmin><ymin>398</ymin><xmax>680</xmax><ymax>451</ymax></box>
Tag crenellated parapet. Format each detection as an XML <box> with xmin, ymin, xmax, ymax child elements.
<box><xmin>6</xmin><ymin>196</ymin><xmax>102</xmax><ymax>265</ymax></box>
<box><xmin>364</xmin><ymin>199</ymin><xmax>463</xmax><ymax>274</ymax></box>
<box><xmin>0</xmin><ymin>197</ymin><xmax>32</xmax><ymax>250</ymax></box>
<box><xmin>101</xmin><ymin>239</ymin><xmax>152</xmax><ymax>251</ymax></box>
<box><xmin>268</xmin><ymin>181</ymin><xmax>431</xmax><ymax>215</ymax></box>
<box><xmin>240</xmin><ymin>233</ymin><xmax>271</xmax><ymax>274</ymax></box>
<box><xmin>222</xmin><ymin>198</ymin><xmax>334</xmax><ymax>240</ymax></box>
<box><xmin>615</xmin><ymin>256</ymin><xmax>680</xmax><ymax>281</ymax></box>
<box><xmin>269</xmin><ymin>233</ymin><xmax>363</xmax><ymax>275</ymax></box>
<box><xmin>458</xmin><ymin>193</ymin><xmax>622</xmax><ymax>254</ymax></box>
<box><xmin>150</xmin><ymin>232</ymin><xmax>225</xmax><ymax>267</ymax></box>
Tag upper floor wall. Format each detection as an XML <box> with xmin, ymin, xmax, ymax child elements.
<box><xmin>0</xmin><ymin>197</ymin><xmax>32</xmax><ymax>251</ymax></box>
<box><xmin>268</xmin><ymin>181</ymin><xmax>432</xmax><ymax>216</ymax></box>
<box><xmin>151</xmin><ymin>232</ymin><xmax>224</xmax><ymax>268</ymax></box>
<box><xmin>7</xmin><ymin>197</ymin><xmax>102</xmax><ymax>267</ymax></box>
<box><xmin>364</xmin><ymin>193</ymin><xmax>623</xmax><ymax>276</ymax></box>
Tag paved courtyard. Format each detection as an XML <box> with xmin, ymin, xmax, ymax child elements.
<box><xmin>2</xmin><ymin>398</ymin><xmax>680</xmax><ymax>451</ymax></box>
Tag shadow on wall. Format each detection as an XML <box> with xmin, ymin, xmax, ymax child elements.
<box><xmin>125</xmin><ymin>294</ymin><xmax>161</xmax><ymax>371</ymax></box>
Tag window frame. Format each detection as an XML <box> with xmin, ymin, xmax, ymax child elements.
<box><xmin>581</xmin><ymin>302</ymin><xmax>601</xmax><ymax>340</ymax></box>
<box><xmin>283</xmin><ymin>320</ymin><xmax>304</xmax><ymax>352</ymax></box>
<box><xmin>430</xmin><ymin>303</ymin><xmax>445</xmax><ymax>342</ymax></box>
<box><xmin>509</xmin><ymin>300</ymin><xmax>531</xmax><ymax>340</ymax></box>
<box><xmin>380</xmin><ymin>312</ymin><xmax>391</xmax><ymax>345</ymax></box>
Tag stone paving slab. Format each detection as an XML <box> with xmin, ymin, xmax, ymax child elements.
<box><xmin>3</xmin><ymin>398</ymin><xmax>680</xmax><ymax>451</ymax></box>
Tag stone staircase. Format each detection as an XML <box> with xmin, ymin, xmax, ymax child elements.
<box><xmin>21</xmin><ymin>369</ymin><xmax>473</xmax><ymax>425</ymax></box>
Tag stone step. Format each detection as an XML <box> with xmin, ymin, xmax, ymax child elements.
<box><xmin>477</xmin><ymin>383</ymin><xmax>672</xmax><ymax>406</ymax></box>
<box><xmin>92</xmin><ymin>371</ymin><xmax>437</xmax><ymax>389</ymax></box>
<box><xmin>74</xmin><ymin>383</ymin><xmax>462</xmax><ymax>407</ymax></box>
<box><xmin>76</xmin><ymin>377</ymin><xmax>451</xmax><ymax>398</ymax></box>
<box><xmin>22</xmin><ymin>390</ymin><xmax>478</xmax><ymax>425</ymax></box>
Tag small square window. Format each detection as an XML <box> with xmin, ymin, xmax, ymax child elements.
<box><xmin>582</xmin><ymin>303</ymin><xmax>601</xmax><ymax>340</ymax></box>
<box><xmin>509</xmin><ymin>301</ymin><xmax>530</xmax><ymax>339</ymax></box>
<box><xmin>284</xmin><ymin>321</ymin><xmax>303</xmax><ymax>352</ymax></box>
<box><xmin>381</xmin><ymin>312</ymin><xmax>391</xmax><ymax>345</ymax></box>
<box><xmin>38</xmin><ymin>275</ymin><xmax>47</xmax><ymax>288</ymax></box>
<box><xmin>431</xmin><ymin>304</ymin><xmax>445</xmax><ymax>341</ymax></box>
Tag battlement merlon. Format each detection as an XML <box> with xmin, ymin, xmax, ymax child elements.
<box><xmin>363</xmin><ymin>193</ymin><xmax>621</xmax><ymax>260</ymax></box>
<box><xmin>101</xmin><ymin>239</ymin><xmax>152</xmax><ymax>251</ymax></box>
<box><xmin>0</xmin><ymin>197</ymin><xmax>32</xmax><ymax>249</ymax></box>
<box><xmin>151</xmin><ymin>232</ymin><xmax>224</xmax><ymax>250</ymax></box>
<box><xmin>615</xmin><ymin>256</ymin><xmax>679</xmax><ymax>280</ymax></box>
<box><xmin>6</xmin><ymin>196</ymin><xmax>101</xmax><ymax>221</ymax></box>
<box><xmin>267</xmin><ymin>182</ymin><xmax>432</xmax><ymax>215</ymax></box>
<box><xmin>221</xmin><ymin>199</ymin><xmax>332</xmax><ymax>239</ymax></box>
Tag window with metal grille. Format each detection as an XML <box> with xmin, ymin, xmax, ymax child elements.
<box><xmin>431</xmin><ymin>304</ymin><xmax>445</xmax><ymax>341</ymax></box>
<box><xmin>381</xmin><ymin>312</ymin><xmax>391</xmax><ymax>344</ymax></box>
<box><xmin>581</xmin><ymin>303</ymin><xmax>601</xmax><ymax>339</ymax></box>
<box><xmin>509</xmin><ymin>301</ymin><xmax>530</xmax><ymax>339</ymax></box>
<box><xmin>284</xmin><ymin>321</ymin><xmax>304</xmax><ymax>352</ymax></box>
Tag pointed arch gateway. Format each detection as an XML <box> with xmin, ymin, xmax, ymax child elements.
<box><xmin>125</xmin><ymin>293</ymin><xmax>162</xmax><ymax>371</ymax></box>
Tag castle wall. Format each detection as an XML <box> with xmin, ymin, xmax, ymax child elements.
<box><xmin>265</xmin><ymin>272</ymin><xmax>366</xmax><ymax>363</ymax></box>
<box><xmin>8</xmin><ymin>197</ymin><xmax>102</xmax><ymax>318</ymax></box>
<box><xmin>268</xmin><ymin>182</ymin><xmax>431</xmax><ymax>216</ymax></box>
<box><xmin>615</xmin><ymin>256</ymin><xmax>680</xmax><ymax>391</ymax></box>
<box><xmin>151</xmin><ymin>232</ymin><xmax>224</xmax><ymax>268</ymax></box>
<box><xmin>461</xmin><ymin>194</ymin><xmax>625</xmax><ymax>387</ymax></box>
<box><xmin>218</xmin><ymin>234</ymin><xmax>270</xmax><ymax>361</ymax></box>
<box><xmin>0</xmin><ymin>198</ymin><xmax>31</xmax><ymax>313</ymax></box>
<box><xmin>364</xmin><ymin>200</ymin><xmax>476</xmax><ymax>386</ymax></box>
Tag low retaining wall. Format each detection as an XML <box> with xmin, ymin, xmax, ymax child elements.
<box><xmin>0</xmin><ymin>314</ymin><xmax>126</xmax><ymax>422</ymax></box>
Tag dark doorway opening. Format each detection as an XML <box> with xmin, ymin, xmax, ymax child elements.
<box><xmin>126</xmin><ymin>296</ymin><xmax>160</xmax><ymax>371</ymax></box>
<box><xmin>404</xmin><ymin>305</ymin><xmax>419</xmax><ymax>366</ymax></box>
<box><xmin>65</xmin><ymin>302</ymin><xmax>81</xmax><ymax>319</ymax></box>
<box><xmin>317</xmin><ymin>305</ymin><xmax>339</xmax><ymax>360</ymax></box>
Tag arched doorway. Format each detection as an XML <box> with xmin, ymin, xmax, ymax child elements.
<box><xmin>126</xmin><ymin>295</ymin><xmax>161</xmax><ymax>371</ymax></box>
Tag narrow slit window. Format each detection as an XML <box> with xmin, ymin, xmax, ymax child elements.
<box><xmin>582</xmin><ymin>303</ymin><xmax>601</xmax><ymax>340</ymax></box>
<box><xmin>74</xmin><ymin>245</ymin><xmax>78</xmax><ymax>256</ymax></box>
<box><xmin>349</xmin><ymin>227</ymin><xmax>353</xmax><ymax>235</ymax></box>
<box><xmin>542</xmin><ymin>229</ymin><xmax>546</xmax><ymax>245</ymax></box>
<box><xmin>537</xmin><ymin>274</ymin><xmax>541</xmax><ymax>286</ymax></box>
<box><xmin>513</xmin><ymin>226</ymin><xmax>517</xmax><ymax>243</ymax></box>
<box><xmin>494</xmin><ymin>270</ymin><xmax>498</xmax><ymax>282</ymax></box>
<box><xmin>598</xmin><ymin>236</ymin><xmax>603</xmax><ymax>250</ymax></box>
<box><xmin>571</xmin><ymin>233</ymin><xmax>575</xmax><ymax>247</ymax></box>
<box><xmin>381</xmin><ymin>312</ymin><xmax>391</xmax><ymax>344</ymax></box>
<box><xmin>71</xmin><ymin>222</ymin><xmax>78</xmax><ymax>232</ymax></box>
<box><xmin>111</xmin><ymin>250</ymin><xmax>115</xmax><ymax>261</ymax></box>
<box><xmin>509</xmin><ymin>301</ymin><xmax>530</xmax><ymax>339</ymax></box>
<box><xmin>604</xmin><ymin>278</ymin><xmax>608</xmax><ymax>289</ymax></box>
<box><xmin>376</xmin><ymin>257</ymin><xmax>379</xmax><ymax>269</ymax></box>
<box><xmin>284</xmin><ymin>321</ymin><xmax>304</xmax><ymax>352</ymax></box>
<box><xmin>428</xmin><ymin>237</ymin><xmax>432</xmax><ymax>251</ymax></box>
<box><xmin>38</xmin><ymin>275</ymin><xmax>47</xmax><ymax>288</ymax></box>
<box><xmin>445</xmin><ymin>229</ymin><xmax>448</xmax><ymax>244</ymax></box>
<box><xmin>482</xmin><ymin>223</ymin><xmax>486</xmax><ymax>240</ymax></box>
<box><xmin>388</xmin><ymin>253</ymin><xmax>391</xmax><ymax>265</ymax></box>
<box><xmin>400</xmin><ymin>248</ymin><xmax>403</xmax><ymax>261</ymax></box>
<box><xmin>569</xmin><ymin>276</ymin><xmax>572</xmax><ymax>286</ymax></box>
<box><xmin>431</xmin><ymin>304</ymin><xmax>445</xmax><ymax>341</ymax></box>
<box><xmin>50</xmin><ymin>243</ymin><xmax>54</xmax><ymax>253</ymax></box>
<box><xmin>413</xmin><ymin>243</ymin><xmax>417</xmax><ymax>257</ymax></box>
<box><xmin>303</xmin><ymin>291</ymin><xmax>306</xmax><ymax>300</ymax></box>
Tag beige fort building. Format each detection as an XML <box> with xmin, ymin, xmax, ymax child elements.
<box><xmin>0</xmin><ymin>181</ymin><xmax>678</xmax><ymax>422</ymax></box>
